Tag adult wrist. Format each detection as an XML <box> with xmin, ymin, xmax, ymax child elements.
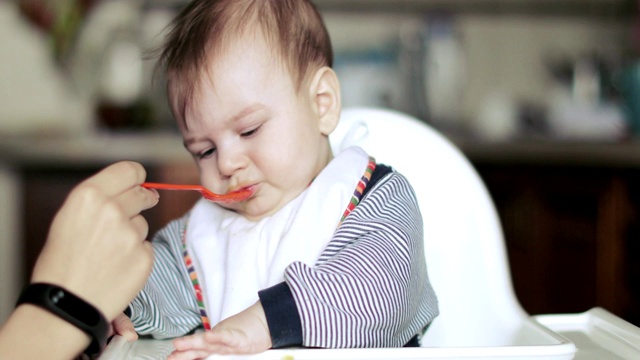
<box><xmin>15</xmin><ymin>283</ymin><xmax>109</xmax><ymax>355</ymax></box>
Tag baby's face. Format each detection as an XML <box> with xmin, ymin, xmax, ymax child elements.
<box><xmin>179</xmin><ymin>32</ymin><xmax>333</xmax><ymax>221</ymax></box>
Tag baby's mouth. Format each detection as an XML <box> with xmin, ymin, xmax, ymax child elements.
<box><xmin>216</xmin><ymin>186</ymin><xmax>254</xmax><ymax>204</ymax></box>
<box><xmin>227</xmin><ymin>184</ymin><xmax>257</xmax><ymax>198</ymax></box>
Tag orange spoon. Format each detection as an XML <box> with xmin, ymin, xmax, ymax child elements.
<box><xmin>142</xmin><ymin>182</ymin><xmax>253</xmax><ymax>203</ymax></box>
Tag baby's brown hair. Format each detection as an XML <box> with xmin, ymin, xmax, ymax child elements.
<box><xmin>157</xmin><ymin>0</ymin><xmax>333</xmax><ymax>124</ymax></box>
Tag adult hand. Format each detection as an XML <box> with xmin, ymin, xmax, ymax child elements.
<box><xmin>30</xmin><ymin>161</ymin><xmax>159</xmax><ymax>321</ymax></box>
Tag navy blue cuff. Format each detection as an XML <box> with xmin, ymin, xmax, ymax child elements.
<box><xmin>258</xmin><ymin>281</ymin><xmax>302</xmax><ymax>348</ymax></box>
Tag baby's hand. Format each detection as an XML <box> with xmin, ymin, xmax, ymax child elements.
<box><xmin>111</xmin><ymin>313</ymin><xmax>138</xmax><ymax>341</ymax></box>
<box><xmin>168</xmin><ymin>301</ymin><xmax>271</xmax><ymax>360</ymax></box>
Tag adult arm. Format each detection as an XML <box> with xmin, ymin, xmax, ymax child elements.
<box><xmin>0</xmin><ymin>161</ymin><xmax>158</xmax><ymax>359</ymax></box>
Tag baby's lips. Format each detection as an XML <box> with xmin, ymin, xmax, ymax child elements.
<box><xmin>222</xmin><ymin>185</ymin><xmax>255</xmax><ymax>202</ymax></box>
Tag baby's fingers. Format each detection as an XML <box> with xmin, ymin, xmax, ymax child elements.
<box><xmin>172</xmin><ymin>333</ymin><xmax>209</xmax><ymax>353</ymax></box>
<box><xmin>172</xmin><ymin>330</ymin><xmax>239</xmax><ymax>355</ymax></box>
<box><xmin>167</xmin><ymin>349</ymin><xmax>212</xmax><ymax>360</ymax></box>
<box><xmin>173</xmin><ymin>332</ymin><xmax>219</xmax><ymax>351</ymax></box>
<box><xmin>170</xmin><ymin>333</ymin><xmax>217</xmax><ymax>360</ymax></box>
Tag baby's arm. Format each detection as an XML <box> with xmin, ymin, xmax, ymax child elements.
<box><xmin>276</xmin><ymin>172</ymin><xmax>439</xmax><ymax>348</ymax></box>
<box><xmin>127</xmin><ymin>218</ymin><xmax>203</xmax><ymax>339</ymax></box>
<box><xmin>169</xmin><ymin>302</ymin><xmax>271</xmax><ymax>359</ymax></box>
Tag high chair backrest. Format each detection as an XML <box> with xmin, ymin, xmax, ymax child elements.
<box><xmin>330</xmin><ymin>107</ymin><xmax>528</xmax><ymax>347</ymax></box>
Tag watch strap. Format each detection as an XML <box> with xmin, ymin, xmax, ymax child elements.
<box><xmin>16</xmin><ymin>283</ymin><xmax>109</xmax><ymax>355</ymax></box>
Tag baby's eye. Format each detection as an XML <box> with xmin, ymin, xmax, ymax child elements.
<box><xmin>198</xmin><ymin>148</ymin><xmax>216</xmax><ymax>159</ymax></box>
<box><xmin>241</xmin><ymin>125</ymin><xmax>261</xmax><ymax>138</ymax></box>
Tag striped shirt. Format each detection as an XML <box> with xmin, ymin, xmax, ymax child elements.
<box><xmin>129</xmin><ymin>166</ymin><xmax>438</xmax><ymax>347</ymax></box>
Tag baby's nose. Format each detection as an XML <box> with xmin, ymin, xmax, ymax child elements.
<box><xmin>217</xmin><ymin>148</ymin><xmax>246</xmax><ymax>178</ymax></box>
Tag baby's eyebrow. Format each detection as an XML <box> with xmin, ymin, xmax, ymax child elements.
<box><xmin>182</xmin><ymin>134</ymin><xmax>212</xmax><ymax>149</ymax></box>
<box><xmin>230</xmin><ymin>103</ymin><xmax>266</xmax><ymax>123</ymax></box>
<box><xmin>183</xmin><ymin>138</ymin><xmax>200</xmax><ymax>147</ymax></box>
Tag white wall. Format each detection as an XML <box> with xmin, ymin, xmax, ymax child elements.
<box><xmin>458</xmin><ymin>15</ymin><xmax>627</xmax><ymax>128</ymax></box>
<box><xmin>323</xmin><ymin>12</ymin><xmax>628</xmax><ymax>133</ymax></box>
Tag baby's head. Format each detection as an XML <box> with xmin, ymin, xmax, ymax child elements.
<box><xmin>158</xmin><ymin>0</ymin><xmax>334</xmax><ymax>125</ymax></box>
<box><xmin>158</xmin><ymin>0</ymin><xmax>342</xmax><ymax>220</ymax></box>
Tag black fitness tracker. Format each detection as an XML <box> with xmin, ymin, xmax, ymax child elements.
<box><xmin>16</xmin><ymin>283</ymin><xmax>109</xmax><ymax>355</ymax></box>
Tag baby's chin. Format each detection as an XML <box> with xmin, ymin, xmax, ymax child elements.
<box><xmin>217</xmin><ymin>198</ymin><xmax>274</xmax><ymax>222</ymax></box>
<box><xmin>233</xmin><ymin>194</ymin><xmax>303</xmax><ymax>222</ymax></box>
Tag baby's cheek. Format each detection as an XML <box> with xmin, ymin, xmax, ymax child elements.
<box><xmin>200</xmin><ymin>176</ymin><xmax>223</xmax><ymax>195</ymax></box>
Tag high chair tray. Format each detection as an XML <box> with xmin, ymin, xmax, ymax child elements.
<box><xmin>100</xmin><ymin>308</ymin><xmax>640</xmax><ymax>360</ymax></box>
<box><xmin>99</xmin><ymin>337</ymin><xmax>575</xmax><ymax>360</ymax></box>
<box><xmin>534</xmin><ymin>307</ymin><xmax>640</xmax><ymax>360</ymax></box>
<box><xmin>100</xmin><ymin>318</ymin><xmax>576</xmax><ymax>360</ymax></box>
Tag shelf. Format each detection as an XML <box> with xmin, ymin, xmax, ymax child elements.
<box><xmin>453</xmin><ymin>137</ymin><xmax>640</xmax><ymax>168</ymax></box>
<box><xmin>0</xmin><ymin>132</ymin><xmax>190</xmax><ymax>168</ymax></box>
<box><xmin>314</xmin><ymin>0</ymin><xmax>633</xmax><ymax>19</ymax></box>
<box><xmin>149</xmin><ymin>0</ymin><xmax>634</xmax><ymax>20</ymax></box>
<box><xmin>5</xmin><ymin>131</ymin><xmax>640</xmax><ymax>168</ymax></box>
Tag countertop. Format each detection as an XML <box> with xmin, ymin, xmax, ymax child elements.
<box><xmin>0</xmin><ymin>132</ymin><xmax>191</xmax><ymax>168</ymax></box>
<box><xmin>453</xmin><ymin>137</ymin><xmax>640</xmax><ymax>168</ymax></box>
<box><xmin>3</xmin><ymin>131</ymin><xmax>640</xmax><ymax>169</ymax></box>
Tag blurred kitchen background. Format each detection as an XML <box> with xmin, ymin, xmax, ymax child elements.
<box><xmin>1</xmin><ymin>0</ymin><xmax>640</xmax><ymax>329</ymax></box>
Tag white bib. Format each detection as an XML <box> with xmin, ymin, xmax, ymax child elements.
<box><xmin>186</xmin><ymin>146</ymin><xmax>370</xmax><ymax>325</ymax></box>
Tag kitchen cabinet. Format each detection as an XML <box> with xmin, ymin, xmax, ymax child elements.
<box><xmin>462</xmin><ymin>140</ymin><xmax>640</xmax><ymax>327</ymax></box>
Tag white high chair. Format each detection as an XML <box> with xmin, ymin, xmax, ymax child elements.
<box><xmin>101</xmin><ymin>107</ymin><xmax>640</xmax><ymax>359</ymax></box>
<box><xmin>333</xmin><ymin>107</ymin><xmax>529</xmax><ymax>348</ymax></box>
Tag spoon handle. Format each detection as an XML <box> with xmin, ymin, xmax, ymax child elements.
<box><xmin>141</xmin><ymin>182</ymin><xmax>203</xmax><ymax>191</ymax></box>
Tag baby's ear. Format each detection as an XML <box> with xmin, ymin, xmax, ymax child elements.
<box><xmin>309</xmin><ymin>66</ymin><xmax>341</xmax><ymax>136</ymax></box>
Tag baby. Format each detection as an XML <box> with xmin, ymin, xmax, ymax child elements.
<box><xmin>116</xmin><ymin>0</ymin><xmax>438</xmax><ymax>357</ymax></box>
